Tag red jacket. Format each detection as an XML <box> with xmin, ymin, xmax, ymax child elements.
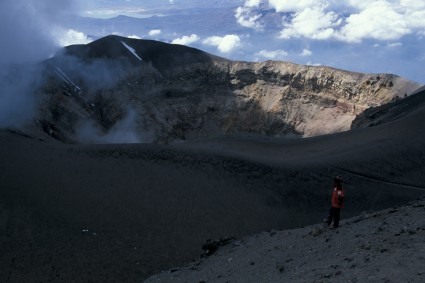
<box><xmin>331</xmin><ymin>187</ymin><xmax>345</xmax><ymax>208</ymax></box>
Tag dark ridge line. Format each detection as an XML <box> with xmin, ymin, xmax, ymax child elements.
<box><xmin>332</xmin><ymin>166</ymin><xmax>425</xmax><ymax>191</ymax></box>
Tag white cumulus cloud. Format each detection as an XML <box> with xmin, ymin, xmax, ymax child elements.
<box><xmin>203</xmin><ymin>34</ymin><xmax>241</xmax><ymax>53</ymax></box>
<box><xmin>387</xmin><ymin>42</ymin><xmax>403</xmax><ymax>47</ymax></box>
<box><xmin>300</xmin><ymin>49</ymin><xmax>313</xmax><ymax>56</ymax></box>
<box><xmin>271</xmin><ymin>0</ymin><xmax>425</xmax><ymax>43</ymax></box>
<box><xmin>56</xmin><ymin>29</ymin><xmax>92</xmax><ymax>47</ymax></box>
<box><xmin>338</xmin><ymin>1</ymin><xmax>412</xmax><ymax>42</ymax></box>
<box><xmin>245</xmin><ymin>0</ymin><xmax>262</xmax><ymax>7</ymax></box>
<box><xmin>171</xmin><ymin>34</ymin><xmax>200</xmax><ymax>45</ymax></box>
<box><xmin>306</xmin><ymin>61</ymin><xmax>322</xmax><ymax>66</ymax></box>
<box><xmin>127</xmin><ymin>34</ymin><xmax>141</xmax><ymax>39</ymax></box>
<box><xmin>148</xmin><ymin>29</ymin><xmax>161</xmax><ymax>36</ymax></box>
<box><xmin>280</xmin><ymin>7</ymin><xmax>341</xmax><ymax>40</ymax></box>
<box><xmin>235</xmin><ymin>6</ymin><xmax>263</xmax><ymax>30</ymax></box>
<box><xmin>268</xmin><ymin>0</ymin><xmax>319</xmax><ymax>12</ymax></box>
<box><xmin>256</xmin><ymin>49</ymin><xmax>288</xmax><ymax>59</ymax></box>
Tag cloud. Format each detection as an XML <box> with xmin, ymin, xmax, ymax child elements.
<box><xmin>0</xmin><ymin>0</ymin><xmax>80</xmax><ymax>128</ymax></box>
<box><xmin>81</xmin><ymin>7</ymin><xmax>147</xmax><ymax>19</ymax></box>
<box><xmin>338</xmin><ymin>1</ymin><xmax>412</xmax><ymax>42</ymax></box>
<box><xmin>56</xmin><ymin>29</ymin><xmax>93</xmax><ymax>47</ymax></box>
<box><xmin>387</xmin><ymin>42</ymin><xmax>403</xmax><ymax>48</ymax></box>
<box><xmin>280</xmin><ymin>7</ymin><xmax>341</xmax><ymax>40</ymax></box>
<box><xmin>148</xmin><ymin>29</ymin><xmax>162</xmax><ymax>36</ymax></box>
<box><xmin>306</xmin><ymin>61</ymin><xmax>322</xmax><ymax>66</ymax></box>
<box><xmin>272</xmin><ymin>0</ymin><xmax>425</xmax><ymax>43</ymax></box>
<box><xmin>245</xmin><ymin>0</ymin><xmax>262</xmax><ymax>7</ymax></box>
<box><xmin>268</xmin><ymin>0</ymin><xmax>318</xmax><ymax>12</ymax></box>
<box><xmin>400</xmin><ymin>0</ymin><xmax>425</xmax><ymax>9</ymax></box>
<box><xmin>235</xmin><ymin>6</ymin><xmax>263</xmax><ymax>30</ymax></box>
<box><xmin>0</xmin><ymin>66</ymin><xmax>40</xmax><ymax>128</ymax></box>
<box><xmin>110</xmin><ymin>32</ymin><xmax>141</xmax><ymax>40</ymax></box>
<box><xmin>203</xmin><ymin>34</ymin><xmax>241</xmax><ymax>53</ymax></box>
<box><xmin>300</xmin><ymin>49</ymin><xmax>313</xmax><ymax>56</ymax></box>
<box><xmin>255</xmin><ymin>49</ymin><xmax>288</xmax><ymax>59</ymax></box>
<box><xmin>0</xmin><ymin>0</ymin><xmax>72</xmax><ymax>64</ymax></box>
<box><xmin>171</xmin><ymin>34</ymin><xmax>200</xmax><ymax>45</ymax></box>
<box><xmin>128</xmin><ymin>34</ymin><xmax>141</xmax><ymax>39</ymax></box>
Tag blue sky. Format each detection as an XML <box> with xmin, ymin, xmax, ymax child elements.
<box><xmin>1</xmin><ymin>0</ymin><xmax>425</xmax><ymax>83</ymax></box>
<box><xmin>67</xmin><ymin>0</ymin><xmax>425</xmax><ymax>84</ymax></box>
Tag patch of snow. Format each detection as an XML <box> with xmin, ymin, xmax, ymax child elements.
<box><xmin>55</xmin><ymin>66</ymin><xmax>83</xmax><ymax>95</ymax></box>
<box><xmin>121</xmin><ymin>41</ymin><xmax>143</xmax><ymax>61</ymax></box>
<box><xmin>55</xmin><ymin>67</ymin><xmax>80</xmax><ymax>90</ymax></box>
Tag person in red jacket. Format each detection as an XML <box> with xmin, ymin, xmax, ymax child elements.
<box><xmin>326</xmin><ymin>176</ymin><xmax>345</xmax><ymax>228</ymax></box>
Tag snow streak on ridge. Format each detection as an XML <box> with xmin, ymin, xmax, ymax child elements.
<box><xmin>121</xmin><ymin>41</ymin><xmax>142</xmax><ymax>61</ymax></box>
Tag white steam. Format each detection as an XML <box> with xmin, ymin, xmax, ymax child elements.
<box><xmin>75</xmin><ymin>109</ymin><xmax>153</xmax><ymax>144</ymax></box>
<box><xmin>0</xmin><ymin>0</ymin><xmax>80</xmax><ymax>128</ymax></box>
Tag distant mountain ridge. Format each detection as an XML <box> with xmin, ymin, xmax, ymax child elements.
<box><xmin>33</xmin><ymin>35</ymin><xmax>421</xmax><ymax>143</ymax></box>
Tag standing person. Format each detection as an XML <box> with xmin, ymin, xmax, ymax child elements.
<box><xmin>326</xmin><ymin>176</ymin><xmax>345</xmax><ymax>228</ymax></box>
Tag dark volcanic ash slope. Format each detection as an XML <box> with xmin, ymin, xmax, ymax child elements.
<box><xmin>34</xmin><ymin>35</ymin><xmax>420</xmax><ymax>143</ymax></box>
<box><xmin>1</xmin><ymin>84</ymin><xmax>425</xmax><ymax>282</ymax></box>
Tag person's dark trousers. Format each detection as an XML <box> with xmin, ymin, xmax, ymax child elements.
<box><xmin>327</xmin><ymin>207</ymin><xmax>341</xmax><ymax>228</ymax></box>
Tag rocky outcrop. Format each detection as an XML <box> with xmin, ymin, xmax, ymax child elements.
<box><xmin>225</xmin><ymin>61</ymin><xmax>418</xmax><ymax>137</ymax></box>
<box><xmin>34</xmin><ymin>36</ymin><xmax>420</xmax><ymax>143</ymax></box>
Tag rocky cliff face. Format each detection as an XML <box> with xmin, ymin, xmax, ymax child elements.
<box><xmin>34</xmin><ymin>35</ymin><xmax>420</xmax><ymax>143</ymax></box>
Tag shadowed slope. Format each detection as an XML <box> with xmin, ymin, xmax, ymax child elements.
<box><xmin>352</xmin><ymin>87</ymin><xmax>425</xmax><ymax>128</ymax></box>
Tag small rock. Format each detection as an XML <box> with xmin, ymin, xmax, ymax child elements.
<box><xmin>277</xmin><ymin>265</ymin><xmax>285</xmax><ymax>273</ymax></box>
<box><xmin>310</xmin><ymin>228</ymin><xmax>322</xmax><ymax>236</ymax></box>
<box><xmin>361</xmin><ymin>242</ymin><xmax>371</xmax><ymax>250</ymax></box>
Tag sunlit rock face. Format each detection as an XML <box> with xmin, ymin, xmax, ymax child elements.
<box><xmin>35</xmin><ymin>35</ymin><xmax>420</xmax><ymax>143</ymax></box>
